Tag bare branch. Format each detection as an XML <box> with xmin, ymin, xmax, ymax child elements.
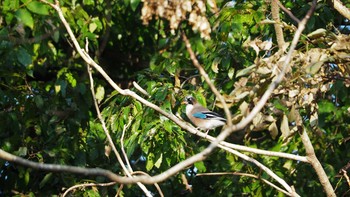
<box><xmin>133</xmin><ymin>81</ymin><xmax>150</xmax><ymax>97</ymax></box>
<box><xmin>197</xmin><ymin>172</ymin><xmax>290</xmax><ymax>196</ymax></box>
<box><xmin>276</xmin><ymin>0</ymin><xmax>300</xmax><ymax>24</ymax></box>
<box><xmin>272</xmin><ymin>0</ymin><xmax>286</xmax><ymax>49</ymax></box>
<box><xmin>182</xmin><ymin>33</ymin><xmax>232</xmax><ymax>127</ymax></box>
<box><xmin>217</xmin><ymin>144</ymin><xmax>298</xmax><ymax>196</ymax></box>
<box><xmin>87</xmin><ymin>63</ymin><xmax>152</xmax><ymax>196</ymax></box>
<box><xmin>131</xmin><ymin>171</ymin><xmax>165</xmax><ymax>197</ymax></box>
<box><xmin>120</xmin><ymin>117</ymin><xmax>133</xmax><ymax>172</ymax></box>
<box><xmin>300</xmin><ymin>128</ymin><xmax>336</xmax><ymax>196</ymax></box>
<box><xmin>219</xmin><ymin>139</ymin><xmax>308</xmax><ymax>162</ymax></box>
<box><xmin>23</xmin><ymin>0</ymin><xmax>313</xmax><ymax>192</ymax></box>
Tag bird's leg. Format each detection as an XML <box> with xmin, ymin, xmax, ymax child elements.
<box><xmin>204</xmin><ymin>130</ymin><xmax>209</xmax><ymax>138</ymax></box>
<box><xmin>195</xmin><ymin>127</ymin><xmax>200</xmax><ymax>135</ymax></box>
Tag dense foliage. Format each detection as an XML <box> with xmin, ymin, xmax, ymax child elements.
<box><xmin>0</xmin><ymin>0</ymin><xmax>349</xmax><ymax>196</ymax></box>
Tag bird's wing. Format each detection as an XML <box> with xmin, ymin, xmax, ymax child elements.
<box><xmin>192</xmin><ymin>111</ymin><xmax>226</xmax><ymax>121</ymax></box>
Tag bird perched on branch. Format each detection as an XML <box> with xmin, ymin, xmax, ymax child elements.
<box><xmin>183</xmin><ymin>95</ymin><xmax>226</xmax><ymax>134</ymax></box>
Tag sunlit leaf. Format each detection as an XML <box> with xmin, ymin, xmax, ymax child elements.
<box><xmin>130</xmin><ymin>0</ymin><xmax>140</xmax><ymax>11</ymax></box>
<box><xmin>280</xmin><ymin>115</ymin><xmax>290</xmax><ymax>140</ymax></box>
<box><xmin>211</xmin><ymin>57</ymin><xmax>221</xmax><ymax>73</ymax></box>
<box><xmin>26</xmin><ymin>1</ymin><xmax>49</xmax><ymax>15</ymax></box>
<box><xmin>154</xmin><ymin>153</ymin><xmax>163</xmax><ymax>168</ymax></box>
<box><xmin>146</xmin><ymin>153</ymin><xmax>154</xmax><ymax>171</ymax></box>
<box><xmin>15</xmin><ymin>8</ymin><xmax>33</xmax><ymax>29</ymax></box>
<box><xmin>305</xmin><ymin>61</ymin><xmax>324</xmax><ymax>74</ymax></box>
<box><xmin>194</xmin><ymin>161</ymin><xmax>206</xmax><ymax>172</ymax></box>
<box><xmin>95</xmin><ymin>85</ymin><xmax>105</xmax><ymax>104</ymax></box>
<box><xmin>268</xmin><ymin>122</ymin><xmax>278</xmax><ymax>139</ymax></box>
<box><xmin>236</xmin><ymin>64</ymin><xmax>256</xmax><ymax>77</ymax></box>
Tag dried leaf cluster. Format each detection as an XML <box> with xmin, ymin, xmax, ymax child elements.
<box><xmin>141</xmin><ymin>0</ymin><xmax>216</xmax><ymax>39</ymax></box>
<box><xmin>228</xmin><ymin>31</ymin><xmax>350</xmax><ymax>141</ymax></box>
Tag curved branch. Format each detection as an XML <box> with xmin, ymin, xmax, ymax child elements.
<box><xmin>63</xmin><ymin>182</ymin><xmax>116</xmax><ymax>197</ymax></box>
<box><xmin>28</xmin><ymin>0</ymin><xmax>315</xmax><ymax>191</ymax></box>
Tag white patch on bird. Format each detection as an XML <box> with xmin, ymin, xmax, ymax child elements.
<box><xmin>185</xmin><ymin>104</ymin><xmax>194</xmax><ymax>115</ymax></box>
<box><xmin>202</xmin><ymin>119</ymin><xmax>226</xmax><ymax>130</ymax></box>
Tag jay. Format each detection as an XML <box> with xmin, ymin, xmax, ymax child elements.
<box><xmin>183</xmin><ymin>95</ymin><xmax>226</xmax><ymax>133</ymax></box>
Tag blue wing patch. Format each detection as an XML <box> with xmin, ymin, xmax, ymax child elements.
<box><xmin>192</xmin><ymin>112</ymin><xmax>207</xmax><ymax>119</ymax></box>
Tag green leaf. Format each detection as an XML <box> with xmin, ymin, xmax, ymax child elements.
<box><xmin>154</xmin><ymin>153</ymin><xmax>163</xmax><ymax>168</ymax></box>
<box><xmin>146</xmin><ymin>153</ymin><xmax>154</xmax><ymax>171</ymax></box>
<box><xmin>15</xmin><ymin>8</ymin><xmax>34</xmax><ymax>29</ymax></box>
<box><xmin>194</xmin><ymin>161</ymin><xmax>206</xmax><ymax>172</ymax></box>
<box><xmin>26</xmin><ymin>1</ymin><xmax>49</xmax><ymax>15</ymax></box>
<box><xmin>55</xmin><ymin>80</ymin><xmax>67</xmax><ymax>97</ymax></box>
<box><xmin>83</xmin><ymin>0</ymin><xmax>95</xmax><ymax>6</ymax></box>
<box><xmin>24</xmin><ymin>170</ymin><xmax>30</xmax><ymax>186</ymax></box>
<box><xmin>318</xmin><ymin>100</ymin><xmax>335</xmax><ymax>113</ymax></box>
<box><xmin>89</xmin><ymin>22</ymin><xmax>98</xmax><ymax>33</ymax></box>
<box><xmin>17</xmin><ymin>47</ymin><xmax>32</xmax><ymax>67</ymax></box>
<box><xmin>305</xmin><ymin>61</ymin><xmax>323</xmax><ymax>74</ymax></box>
<box><xmin>130</xmin><ymin>0</ymin><xmax>141</xmax><ymax>11</ymax></box>
<box><xmin>34</xmin><ymin>95</ymin><xmax>44</xmax><ymax>108</ymax></box>
<box><xmin>236</xmin><ymin>64</ymin><xmax>256</xmax><ymax>77</ymax></box>
<box><xmin>65</xmin><ymin>72</ymin><xmax>77</xmax><ymax>87</ymax></box>
<box><xmin>211</xmin><ymin>57</ymin><xmax>221</xmax><ymax>73</ymax></box>
<box><xmin>39</xmin><ymin>173</ymin><xmax>53</xmax><ymax>188</ymax></box>
<box><xmin>228</xmin><ymin>67</ymin><xmax>235</xmax><ymax>79</ymax></box>
<box><xmin>16</xmin><ymin>147</ymin><xmax>28</xmax><ymax>156</ymax></box>
<box><xmin>95</xmin><ymin>85</ymin><xmax>105</xmax><ymax>104</ymax></box>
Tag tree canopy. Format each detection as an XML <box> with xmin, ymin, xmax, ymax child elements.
<box><xmin>0</xmin><ymin>0</ymin><xmax>350</xmax><ymax>196</ymax></box>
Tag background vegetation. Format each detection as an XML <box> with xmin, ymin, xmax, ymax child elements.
<box><xmin>0</xmin><ymin>0</ymin><xmax>349</xmax><ymax>196</ymax></box>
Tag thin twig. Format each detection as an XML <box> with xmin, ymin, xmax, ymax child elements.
<box><xmin>217</xmin><ymin>143</ymin><xmax>298</xmax><ymax>196</ymax></box>
<box><xmin>62</xmin><ymin>182</ymin><xmax>117</xmax><ymax>197</ymax></box>
<box><xmin>133</xmin><ymin>81</ymin><xmax>150</xmax><ymax>97</ymax></box>
<box><xmin>342</xmin><ymin>169</ymin><xmax>350</xmax><ymax>187</ymax></box>
<box><xmin>17</xmin><ymin>0</ymin><xmax>310</xmax><ymax>189</ymax></box>
<box><xmin>276</xmin><ymin>0</ymin><xmax>300</xmax><ymax>24</ymax></box>
<box><xmin>182</xmin><ymin>33</ymin><xmax>232</xmax><ymax>127</ymax></box>
<box><xmin>131</xmin><ymin>171</ymin><xmax>165</xmax><ymax>197</ymax></box>
<box><xmin>87</xmin><ymin>63</ymin><xmax>152</xmax><ymax>196</ymax></box>
<box><xmin>120</xmin><ymin>117</ymin><xmax>133</xmax><ymax>172</ymax></box>
<box><xmin>197</xmin><ymin>172</ymin><xmax>290</xmax><ymax>196</ymax></box>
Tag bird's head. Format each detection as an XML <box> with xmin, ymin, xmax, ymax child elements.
<box><xmin>182</xmin><ymin>95</ymin><xmax>197</xmax><ymax>105</ymax></box>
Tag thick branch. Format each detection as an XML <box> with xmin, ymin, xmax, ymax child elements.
<box><xmin>300</xmin><ymin>129</ymin><xmax>336</xmax><ymax>197</ymax></box>
<box><xmin>26</xmin><ymin>0</ymin><xmax>313</xmax><ymax>191</ymax></box>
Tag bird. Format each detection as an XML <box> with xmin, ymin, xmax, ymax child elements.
<box><xmin>182</xmin><ymin>95</ymin><xmax>226</xmax><ymax>134</ymax></box>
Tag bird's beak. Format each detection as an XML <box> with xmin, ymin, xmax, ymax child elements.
<box><xmin>181</xmin><ymin>100</ymin><xmax>188</xmax><ymax>105</ymax></box>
